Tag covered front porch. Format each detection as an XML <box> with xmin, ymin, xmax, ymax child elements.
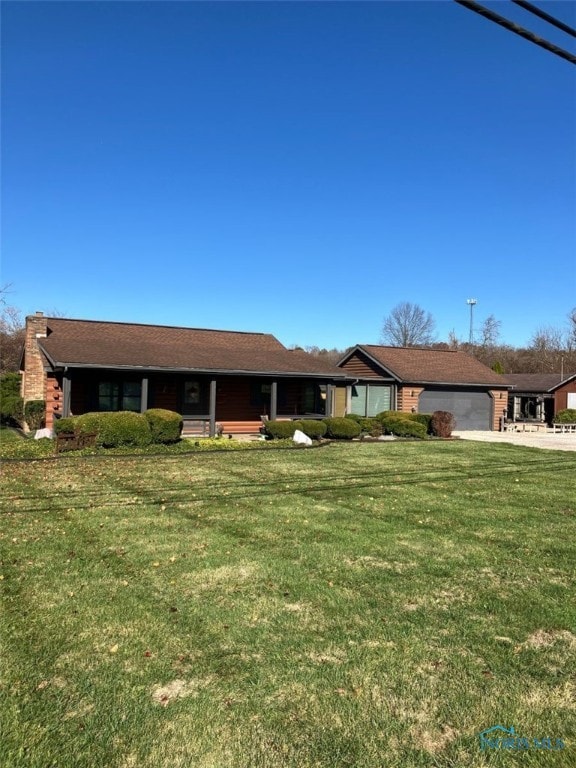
<box><xmin>50</xmin><ymin>369</ymin><xmax>339</xmax><ymax>436</ymax></box>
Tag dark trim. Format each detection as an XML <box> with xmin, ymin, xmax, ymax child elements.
<box><xmin>44</xmin><ymin>361</ymin><xmax>347</xmax><ymax>379</ymax></box>
<box><xmin>270</xmin><ymin>381</ymin><xmax>278</xmax><ymax>421</ymax></box>
<box><xmin>62</xmin><ymin>373</ymin><xmax>71</xmax><ymax>417</ymax></box>
<box><xmin>404</xmin><ymin>380</ymin><xmax>512</xmax><ymax>389</ymax></box>
<box><xmin>209</xmin><ymin>379</ymin><xmax>217</xmax><ymax>438</ymax></box>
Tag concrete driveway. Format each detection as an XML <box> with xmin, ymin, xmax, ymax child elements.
<box><xmin>453</xmin><ymin>430</ymin><xmax>576</xmax><ymax>452</ymax></box>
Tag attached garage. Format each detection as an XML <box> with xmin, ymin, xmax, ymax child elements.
<box><xmin>419</xmin><ymin>388</ymin><xmax>492</xmax><ymax>431</ymax></box>
<box><xmin>337</xmin><ymin>345</ymin><xmax>510</xmax><ymax>431</ymax></box>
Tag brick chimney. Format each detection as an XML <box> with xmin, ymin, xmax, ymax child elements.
<box><xmin>21</xmin><ymin>312</ymin><xmax>48</xmax><ymax>403</ymax></box>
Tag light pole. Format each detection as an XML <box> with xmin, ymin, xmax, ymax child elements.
<box><xmin>467</xmin><ymin>298</ymin><xmax>477</xmax><ymax>344</ymax></box>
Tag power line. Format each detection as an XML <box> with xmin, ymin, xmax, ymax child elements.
<box><xmin>511</xmin><ymin>1</ymin><xmax>576</xmax><ymax>39</ymax></box>
<box><xmin>454</xmin><ymin>0</ymin><xmax>576</xmax><ymax>64</ymax></box>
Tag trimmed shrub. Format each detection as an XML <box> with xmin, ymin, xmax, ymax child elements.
<box><xmin>323</xmin><ymin>417</ymin><xmax>361</xmax><ymax>440</ymax></box>
<box><xmin>376</xmin><ymin>410</ymin><xmax>433</xmax><ymax>434</ymax></box>
<box><xmin>73</xmin><ymin>411</ymin><xmax>152</xmax><ymax>448</ymax></box>
<box><xmin>145</xmin><ymin>408</ymin><xmax>183</xmax><ymax>443</ymax></box>
<box><xmin>431</xmin><ymin>410</ymin><xmax>456</xmax><ymax>438</ymax></box>
<box><xmin>24</xmin><ymin>400</ymin><xmax>46</xmax><ymax>430</ymax></box>
<box><xmin>358</xmin><ymin>417</ymin><xmax>382</xmax><ymax>436</ymax></box>
<box><xmin>553</xmin><ymin>409</ymin><xmax>576</xmax><ymax>424</ymax></box>
<box><xmin>344</xmin><ymin>413</ymin><xmax>382</xmax><ymax>435</ymax></box>
<box><xmin>379</xmin><ymin>415</ymin><xmax>427</xmax><ymax>438</ymax></box>
<box><xmin>375</xmin><ymin>410</ymin><xmax>411</xmax><ymax>422</ymax></box>
<box><xmin>53</xmin><ymin>417</ymin><xmax>77</xmax><ymax>435</ymax></box>
<box><xmin>0</xmin><ymin>372</ymin><xmax>23</xmax><ymax>426</ymax></box>
<box><xmin>299</xmin><ymin>420</ymin><xmax>327</xmax><ymax>440</ymax></box>
<box><xmin>264</xmin><ymin>420</ymin><xmax>304</xmax><ymax>439</ymax></box>
<box><xmin>410</xmin><ymin>413</ymin><xmax>433</xmax><ymax>433</ymax></box>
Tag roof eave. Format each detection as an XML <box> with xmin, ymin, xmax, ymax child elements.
<box><xmin>48</xmin><ymin>361</ymin><xmax>348</xmax><ymax>379</ymax></box>
<box><xmin>406</xmin><ymin>379</ymin><xmax>513</xmax><ymax>389</ymax></box>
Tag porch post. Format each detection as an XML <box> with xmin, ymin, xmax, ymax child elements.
<box><xmin>62</xmin><ymin>373</ymin><xmax>71</xmax><ymax>417</ymax></box>
<box><xmin>270</xmin><ymin>381</ymin><xmax>278</xmax><ymax>421</ymax></box>
<box><xmin>209</xmin><ymin>379</ymin><xmax>217</xmax><ymax>437</ymax></box>
<box><xmin>325</xmin><ymin>384</ymin><xmax>334</xmax><ymax>417</ymax></box>
<box><xmin>140</xmin><ymin>377</ymin><xmax>149</xmax><ymax>413</ymax></box>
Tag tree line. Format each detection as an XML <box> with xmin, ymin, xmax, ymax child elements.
<box><xmin>2</xmin><ymin>292</ymin><xmax>575</xmax><ymax>377</ymax></box>
<box><xmin>303</xmin><ymin>302</ymin><xmax>576</xmax><ymax>375</ymax></box>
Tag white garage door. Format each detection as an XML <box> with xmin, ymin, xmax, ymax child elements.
<box><xmin>419</xmin><ymin>389</ymin><xmax>491</xmax><ymax>431</ymax></box>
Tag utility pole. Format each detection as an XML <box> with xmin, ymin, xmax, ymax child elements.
<box><xmin>467</xmin><ymin>298</ymin><xmax>477</xmax><ymax>344</ymax></box>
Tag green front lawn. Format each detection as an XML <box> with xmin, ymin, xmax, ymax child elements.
<box><xmin>1</xmin><ymin>442</ymin><xmax>575</xmax><ymax>767</ymax></box>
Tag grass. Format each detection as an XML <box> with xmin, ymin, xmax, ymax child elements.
<box><xmin>1</xmin><ymin>441</ymin><xmax>575</xmax><ymax>767</ymax></box>
<box><xmin>0</xmin><ymin>428</ymin><xmax>295</xmax><ymax>460</ymax></box>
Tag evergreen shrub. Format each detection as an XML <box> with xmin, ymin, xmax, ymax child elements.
<box><xmin>323</xmin><ymin>417</ymin><xmax>361</xmax><ymax>440</ymax></box>
<box><xmin>379</xmin><ymin>415</ymin><xmax>427</xmax><ymax>438</ymax></box>
<box><xmin>144</xmin><ymin>408</ymin><xmax>183</xmax><ymax>443</ymax></box>
<box><xmin>299</xmin><ymin>420</ymin><xmax>327</xmax><ymax>439</ymax></box>
<box><xmin>0</xmin><ymin>373</ymin><xmax>24</xmax><ymax>426</ymax></box>
<box><xmin>553</xmin><ymin>409</ymin><xmax>576</xmax><ymax>424</ymax></box>
<box><xmin>24</xmin><ymin>400</ymin><xmax>46</xmax><ymax>430</ymax></box>
<box><xmin>264</xmin><ymin>420</ymin><xmax>304</xmax><ymax>439</ymax></box>
<box><xmin>410</xmin><ymin>413</ymin><xmax>433</xmax><ymax>433</ymax></box>
<box><xmin>73</xmin><ymin>411</ymin><xmax>152</xmax><ymax>447</ymax></box>
<box><xmin>53</xmin><ymin>417</ymin><xmax>77</xmax><ymax>434</ymax></box>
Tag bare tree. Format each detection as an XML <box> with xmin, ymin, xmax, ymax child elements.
<box><xmin>447</xmin><ymin>329</ymin><xmax>460</xmax><ymax>350</ymax></box>
<box><xmin>567</xmin><ymin>307</ymin><xmax>576</xmax><ymax>352</ymax></box>
<box><xmin>529</xmin><ymin>325</ymin><xmax>565</xmax><ymax>373</ymax></box>
<box><xmin>479</xmin><ymin>314</ymin><xmax>501</xmax><ymax>348</ymax></box>
<box><xmin>0</xmin><ymin>303</ymin><xmax>25</xmax><ymax>374</ymax></box>
<box><xmin>380</xmin><ymin>302</ymin><xmax>436</xmax><ymax>347</ymax></box>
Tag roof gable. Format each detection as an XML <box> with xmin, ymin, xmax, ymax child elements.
<box><xmin>340</xmin><ymin>345</ymin><xmax>509</xmax><ymax>387</ymax></box>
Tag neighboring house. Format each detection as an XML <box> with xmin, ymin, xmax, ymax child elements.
<box><xmin>505</xmin><ymin>373</ymin><xmax>576</xmax><ymax>424</ymax></box>
<box><xmin>20</xmin><ymin>313</ymin><xmax>348</xmax><ymax>435</ymax></box>
<box><xmin>337</xmin><ymin>345</ymin><xmax>510</xmax><ymax>430</ymax></box>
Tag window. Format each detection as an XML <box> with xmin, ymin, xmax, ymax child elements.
<box><xmin>181</xmin><ymin>379</ymin><xmax>208</xmax><ymax>415</ymax></box>
<box><xmin>351</xmin><ymin>384</ymin><xmax>391</xmax><ymax>417</ymax></box>
<box><xmin>98</xmin><ymin>380</ymin><xmax>141</xmax><ymax>412</ymax></box>
<box><xmin>303</xmin><ymin>383</ymin><xmax>327</xmax><ymax>415</ymax></box>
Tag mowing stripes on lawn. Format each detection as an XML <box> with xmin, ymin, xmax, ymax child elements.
<box><xmin>1</xmin><ymin>441</ymin><xmax>575</xmax><ymax>767</ymax></box>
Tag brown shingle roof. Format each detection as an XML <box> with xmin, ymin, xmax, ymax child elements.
<box><xmin>504</xmin><ymin>373</ymin><xmax>573</xmax><ymax>392</ymax></box>
<box><xmin>354</xmin><ymin>345</ymin><xmax>508</xmax><ymax>386</ymax></box>
<box><xmin>38</xmin><ymin>317</ymin><xmax>345</xmax><ymax>377</ymax></box>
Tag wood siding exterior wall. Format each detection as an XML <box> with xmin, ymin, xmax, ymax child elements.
<box><xmin>489</xmin><ymin>390</ymin><xmax>508</xmax><ymax>431</ymax></box>
<box><xmin>553</xmin><ymin>379</ymin><xmax>576</xmax><ymax>413</ymax></box>
<box><xmin>151</xmin><ymin>379</ymin><xmax>179</xmax><ymax>411</ymax></box>
<box><xmin>397</xmin><ymin>386</ymin><xmax>423</xmax><ymax>413</ymax></box>
<box><xmin>49</xmin><ymin>370</ymin><xmax>336</xmax><ymax>435</ymax></box>
<box><xmin>339</xmin><ymin>351</ymin><xmax>388</xmax><ymax>379</ymax></box>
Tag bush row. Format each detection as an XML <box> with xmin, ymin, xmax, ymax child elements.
<box><xmin>263</xmin><ymin>410</ymin><xmax>453</xmax><ymax>441</ymax></box>
<box><xmin>54</xmin><ymin>409</ymin><xmax>183</xmax><ymax>447</ymax></box>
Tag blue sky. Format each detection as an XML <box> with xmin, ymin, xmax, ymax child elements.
<box><xmin>2</xmin><ymin>0</ymin><xmax>575</xmax><ymax>350</ymax></box>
